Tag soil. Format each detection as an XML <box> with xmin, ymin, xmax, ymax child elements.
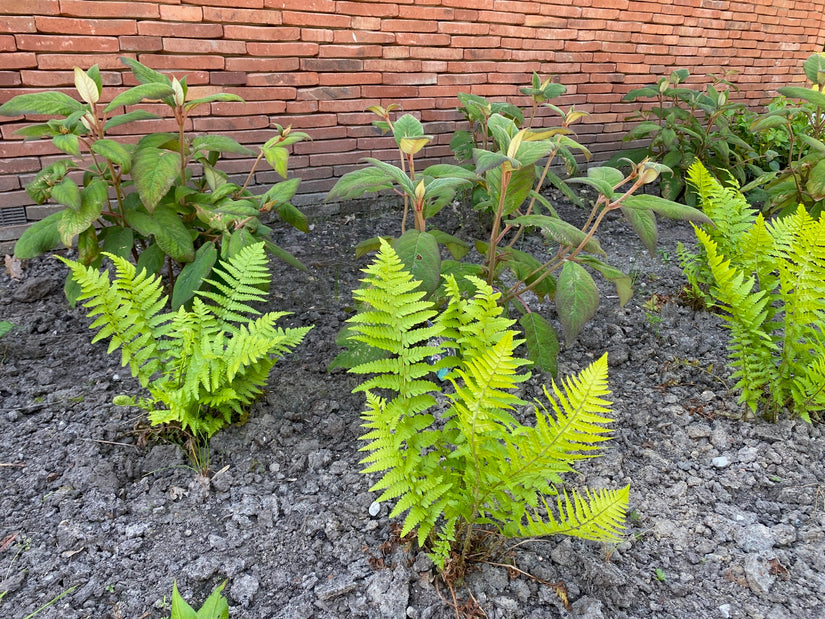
<box><xmin>1</xmin><ymin>194</ymin><xmax>824</xmax><ymax>619</ymax></box>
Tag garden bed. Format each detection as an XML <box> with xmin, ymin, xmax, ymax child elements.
<box><xmin>1</xmin><ymin>197</ymin><xmax>824</xmax><ymax>618</ymax></box>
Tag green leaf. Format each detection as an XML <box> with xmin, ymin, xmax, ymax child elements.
<box><xmin>100</xmin><ymin>226</ymin><xmax>134</xmax><ymax>259</ymax></box>
<box><xmin>170</xmin><ymin>581</ymin><xmax>198</xmax><ymax>619</ymax></box>
<box><xmin>51</xmin><ymin>177</ymin><xmax>82</xmax><ymax>210</ymax></box>
<box><xmin>587</xmin><ymin>166</ymin><xmax>625</xmax><ymax>188</ymax></box>
<box><xmin>120</xmin><ymin>56</ymin><xmax>171</xmax><ymax>86</ymax></box>
<box><xmin>506</xmin><ymin>214</ymin><xmax>605</xmax><ymax>255</ymax></box>
<box><xmin>473</xmin><ymin>148</ymin><xmax>516</xmax><ymax>175</ymax></box>
<box><xmin>392</xmin><ymin>230</ymin><xmax>441</xmax><ymax>297</ymax></box>
<box><xmin>151</xmin><ymin>204</ymin><xmax>195</xmax><ymax>263</ymax></box>
<box><xmin>504</xmin><ymin>247</ymin><xmax>556</xmax><ymax>299</ymax></box>
<box><xmin>806</xmin><ymin>159</ymin><xmax>825</xmax><ymax>201</ymax></box>
<box><xmin>0</xmin><ymin>321</ymin><xmax>13</xmax><ymax>339</ymax></box>
<box><xmin>262</xmin><ymin>238</ymin><xmax>307</xmax><ymax>271</ymax></box>
<box><xmin>0</xmin><ymin>92</ymin><xmax>84</xmax><ymax>117</ymax></box>
<box><xmin>132</xmin><ymin>147</ymin><xmax>182</xmax><ymax>212</ymax></box>
<box><xmin>519</xmin><ymin>313</ymin><xmax>559</xmax><ymax>376</ymax></box>
<box><xmin>91</xmin><ymin>139</ymin><xmax>132</xmax><ymax>171</ymax></box>
<box><xmin>556</xmin><ymin>261</ymin><xmax>599</xmax><ymax>344</ymax></box>
<box><xmin>621</xmin><ymin>194</ymin><xmax>712</xmax><ymax>224</ymax></box>
<box><xmin>14</xmin><ymin>211</ymin><xmax>63</xmax><ymax>259</ymax></box>
<box><xmin>74</xmin><ymin>66</ymin><xmax>100</xmax><ymax>105</ymax></box>
<box><xmin>185</xmin><ymin>93</ymin><xmax>244</xmax><ymax>111</ymax></box>
<box><xmin>566</xmin><ymin>175</ymin><xmax>614</xmax><ymax>199</ymax></box>
<box><xmin>354</xmin><ymin>236</ymin><xmax>387</xmax><ymax>258</ymax></box>
<box><xmin>422</xmin><ymin>163</ymin><xmax>478</xmax><ymax>181</ymax></box>
<box><xmin>429</xmin><ymin>228</ymin><xmax>470</xmax><ymax>260</ymax></box>
<box><xmin>263</xmin><ymin>145</ymin><xmax>290</xmax><ymax>178</ymax></box>
<box><xmin>326</xmin><ymin>167</ymin><xmax>394</xmax><ymax>202</ymax></box>
<box><xmin>192</xmin><ymin>135</ymin><xmax>255</xmax><ymax>156</ymax></box>
<box><xmin>803</xmin><ymin>52</ymin><xmax>825</xmax><ymax>85</ymax></box>
<box><xmin>172</xmin><ymin>241</ymin><xmax>217</xmax><ymax>309</ymax></box>
<box><xmin>777</xmin><ymin>86</ymin><xmax>825</xmax><ymax>109</ymax></box>
<box><xmin>579</xmin><ymin>256</ymin><xmax>633</xmax><ymax>306</ymax></box>
<box><xmin>275</xmin><ymin>202</ymin><xmax>309</xmax><ymax>233</ymax></box>
<box><xmin>52</xmin><ymin>133</ymin><xmax>81</xmax><ymax>157</ymax></box>
<box><xmin>196</xmin><ymin>581</ymin><xmax>229</xmax><ymax>619</ymax></box>
<box><xmin>104</xmin><ymin>83</ymin><xmax>176</xmax><ymax>112</ymax></box>
<box><xmin>103</xmin><ymin>110</ymin><xmax>159</xmax><ymax>131</ymax></box>
<box><xmin>57</xmin><ymin>181</ymin><xmax>107</xmax><ymax>246</ymax></box>
<box><xmin>620</xmin><ymin>205</ymin><xmax>657</xmax><ymax>253</ymax></box>
<box><xmin>136</xmin><ymin>242</ymin><xmax>166</xmax><ymax>276</ymax></box>
<box><xmin>393</xmin><ymin>113</ymin><xmax>424</xmax><ymax>142</ymax></box>
<box><xmin>262</xmin><ymin>177</ymin><xmax>301</xmax><ymax>209</ymax></box>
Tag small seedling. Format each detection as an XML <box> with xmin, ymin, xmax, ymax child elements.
<box><xmin>655</xmin><ymin>568</ymin><xmax>667</xmax><ymax>582</ymax></box>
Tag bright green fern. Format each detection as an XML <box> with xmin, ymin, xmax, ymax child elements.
<box><xmin>59</xmin><ymin>242</ymin><xmax>312</xmax><ymax>437</ymax></box>
<box><xmin>689</xmin><ymin>164</ymin><xmax>825</xmax><ymax>421</ymax></box>
<box><xmin>348</xmin><ymin>239</ymin><xmax>629</xmax><ymax>571</ymax></box>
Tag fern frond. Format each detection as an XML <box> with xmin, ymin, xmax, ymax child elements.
<box><xmin>197</xmin><ymin>242</ymin><xmax>270</xmax><ymax>325</ymax></box>
<box><xmin>696</xmin><ymin>227</ymin><xmax>778</xmax><ymax>412</ymax></box>
<box><xmin>517</xmin><ymin>485</ymin><xmax>630</xmax><ymax>542</ymax></box>
<box><xmin>58</xmin><ymin>254</ymin><xmax>167</xmax><ymax>385</ymax></box>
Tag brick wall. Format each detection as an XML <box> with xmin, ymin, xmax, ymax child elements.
<box><xmin>1</xmin><ymin>0</ymin><xmax>824</xmax><ymax>249</ymax></box>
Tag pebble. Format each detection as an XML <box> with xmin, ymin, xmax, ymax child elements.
<box><xmin>712</xmin><ymin>456</ymin><xmax>731</xmax><ymax>468</ymax></box>
<box><xmin>230</xmin><ymin>574</ymin><xmax>260</xmax><ymax>607</ymax></box>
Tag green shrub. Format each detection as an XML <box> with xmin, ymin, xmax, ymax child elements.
<box><xmin>0</xmin><ymin>59</ymin><xmax>309</xmax><ymax>308</ymax></box>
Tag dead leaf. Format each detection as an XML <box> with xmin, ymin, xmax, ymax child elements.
<box><xmin>4</xmin><ymin>255</ymin><xmax>23</xmax><ymax>279</ymax></box>
<box><xmin>61</xmin><ymin>547</ymin><xmax>85</xmax><ymax>559</ymax></box>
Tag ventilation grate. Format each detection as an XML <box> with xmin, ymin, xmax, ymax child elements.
<box><xmin>0</xmin><ymin>206</ymin><xmax>28</xmax><ymax>227</ymax></box>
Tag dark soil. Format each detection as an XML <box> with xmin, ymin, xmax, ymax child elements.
<box><xmin>1</xmin><ymin>195</ymin><xmax>824</xmax><ymax>619</ymax></box>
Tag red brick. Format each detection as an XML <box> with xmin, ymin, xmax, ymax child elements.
<box><xmin>136</xmin><ymin>54</ymin><xmax>225</xmax><ymax>71</ymax></box>
<box><xmin>451</xmin><ymin>36</ymin><xmax>502</xmax><ymax>48</ymax></box>
<box><xmin>212</xmin><ymin>101</ymin><xmax>287</xmax><ymax>115</ymax></box>
<box><xmin>34</xmin><ymin>17</ymin><xmax>137</xmax><ymax>36</ymax></box>
<box><xmin>441</xmin><ymin>0</ymin><xmax>494</xmax><ymax>8</ymax></box>
<box><xmin>247</xmin><ymin>42</ymin><xmax>318</xmax><ymax>57</ymax></box>
<box><xmin>0</xmin><ymin>71</ymin><xmax>21</xmax><ymax>86</ymax></box>
<box><xmin>336</xmin><ymin>1</ymin><xmax>399</xmax><ymax>17</ymax></box>
<box><xmin>382</xmin><ymin>19</ymin><xmax>439</xmax><ymax>33</ymax></box>
<box><xmin>202</xmin><ymin>7</ymin><xmax>282</xmax><ymax>24</ymax></box>
<box><xmin>382</xmin><ymin>73</ymin><xmax>438</xmax><ymax>86</ymax></box>
<box><xmin>301</xmin><ymin>58</ymin><xmax>363</xmax><ymax>72</ymax></box>
<box><xmin>247</xmin><ymin>72</ymin><xmax>319</xmax><ymax>86</ymax></box>
<box><xmin>185</xmin><ymin>0</ymin><xmax>263</xmax><ymax>7</ymax></box>
<box><xmin>0</xmin><ymin>35</ymin><xmax>14</xmax><ymax>52</ymax></box>
<box><xmin>264</xmin><ymin>0</ymin><xmax>334</xmax><ymax>9</ymax></box>
<box><xmin>159</xmin><ymin>5</ymin><xmax>204</xmax><ymax>21</ymax></box>
<box><xmin>16</xmin><ymin>35</ymin><xmax>120</xmax><ymax>53</ymax></box>
<box><xmin>120</xmin><ymin>36</ymin><xmax>163</xmax><ymax>52</ymax></box>
<box><xmin>0</xmin><ymin>0</ymin><xmax>58</xmax><ymax>13</ymax></box>
<box><xmin>282</xmin><ymin>11</ymin><xmax>351</xmax><ymax>28</ymax></box>
<box><xmin>351</xmin><ymin>16</ymin><xmax>381</xmax><ymax>30</ymax></box>
<box><xmin>1</xmin><ymin>53</ymin><xmax>38</xmax><ymax>70</ymax></box>
<box><xmin>223</xmin><ymin>25</ymin><xmax>299</xmax><ymax>40</ymax></box>
<box><xmin>138</xmin><ymin>22</ymin><xmax>224</xmax><ymax>38</ymax></box>
<box><xmin>318</xmin><ymin>45</ymin><xmax>383</xmax><ymax>58</ymax></box>
<box><xmin>333</xmin><ymin>30</ymin><xmax>395</xmax><ymax>45</ymax></box>
<box><xmin>226</xmin><ymin>57</ymin><xmax>301</xmax><ymax>72</ymax></box>
<box><xmin>210</xmin><ymin>71</ymin><xmax>248</xmax><ymax>86</ymax></box>
<box><xmin>58</xmin><ymin>0</ymin><xmax>160</xmax><ymax>18</ymax></box>
<box><xmin>163</xmin><ymin>38</ymin><xmax>247</xmax><ymax>55</ymax></box>
<box><xmin>300</xmin><ymin>28</ymin><xmax>335</xmax><ymax>43</ymax></box>
<box><xmin>192</xmin><ymin>115</ymin><xmax>270</xmax><ymax>132</ymax></box>
<box><xmin>318</xmin><ymin>72</ymin><xmax>382</xmax><ymax>86</ymax></box>
<box><xmin>293</xmin><ymin>137</ymin><xmax>356</xmax><ymax>155</ymax></box>
<box><xmin>438</xmin><ymin>21</ymin><xmax>490</xmax><ymax>35</ymax></box>
<box><xmin>298</xmin><ymin>86</ymin><xmax>360</xmax><ymax>100</ymax></box>
<box><xmin>398</xmin><ymin>5</ymin><xmax>456</xmax><ymax>20</ymax></box>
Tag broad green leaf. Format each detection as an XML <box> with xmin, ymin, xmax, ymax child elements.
<box><xmin>354</xmin><ymin>236</ymin><xmax>388</xmax><ymax>258</ymax></box>
<box><xmin>262</xmin><ymin>177</ymin><xmax>301</xmax><ymax>209</ymax></box>
<box><xmin>622</xmin><ymin>87</ymin><xmax>659</xmax><ymax>101</ymax></box>
<box><xmin>512</xmin><ymin>139</ymin><xmax>559</xmax><ymax>167</ymax></box>
<box><xmin>326</xmin><ymin>167</ymin><xmax>394</xmax><ymax>202</ymax></box>
<box><xmin>505</xmin><ymin>247</ymin><xmax>556</xmax><ymax>299</ymax></box>
<box><xmin>104</xmin><ymin>83</ymin><xmax>176</xmax><ymax>112</ymax></box>
<box><xmin>151</xmin><ymin>204</ymin><xmax>195</xmax><ymax>263</ymax></box>
<box><xmin>803</xmin><ymin>52</ymin><xmax>825</xmax><ymax>85</ymax></box>
<box><xmin>196</xmin><ymin>581</ymin><xmax>229</xmax><ymax>619</ymax></box>
<box><xmin>120</xmin><ymin>56</ymin><xmax>171</xmax><ymax>86</ymax></box>
<box><xmin>136</xmin><ymin>242</ymin><xmax>166</xmax><ymax>276</ymax></box>
<box><xmin>172</xmin><ymin>241</ymin><xmax>217</xmax><ymax>309</ymax></box>
<box><xmin>429</xmin><ymin>228</ymin><xmax>469</xmax><ymax>260</ymax></box>
<box><xmin>0</xmin><ymin>321</ymin><xmax>13</xmax><ymax>339</ymax></box>
<box><xmin>262</xmin><ymin>238</ymin><xmax>307</xmax><ymax>271</ymax></box>
<box><xmin>104</xmin><ymin>110</ymin><xmax>159</xmax><ymax>131</ymax></box>
<box><xmin>92</xmin><ymin>139</ymin><xmax>132</xmax><ymax>171</ymax></box>
<box><xmin>620</xmin><ymin>204</ymin><xmax>657</xmax><ymax>253</ymax></box>
<box><xmin>262</xmin><ymin>145</ymin><xmax>289</xmax><ymax>178</ymax></box>
<box><xmin>14</xmin><ymin>211</ymin><xmax>63</xmax><ymax>259</ymax></box>
<box><xmin>506</xmin><ymin>214</ymin><xmax>605</xmax><ymax>255</ymax></box>
<box><xmin>393</xmin><ymin>113</ymin><xmax>424</xmax><ymax>142</ymax></box>
<box><xmin>392</xmin><ymin>230</ymin><xmax>441</xmax><ymax>297</ymax></box>
<box><xmin>57</xmin><ymin>181</ymin><xmax>107</xmax><ymax>246</ymax></box>
<box><xmin>566</xmin><ymin>175</ymin><xmax>614</xmax><ymax>199</ymax></box>
<box><xmin>621</xmin><ymin>194</ymin><xmax>711</xmax><ymax>224</ymax></box>
<box><xmin>422</xmin><ymin>163</ymin><xmax>478</xmax><ymax>181</ymax></box>
<box><xmin>799</xmin><ymin>134</ymin><xmax>825</xmax><ymax>155</ymax></box>
<box><xmin>361</xmin><ymin>158</ymin><xmax>415</xmax><ymax>195</ymax></box>
<box><xmin>77</xmin><ymin>226</ymin><xmax>99</xmax><ymax>265</ymax></box>
<box><xmin>74</xmin><ymin>67</ymin><xmax>99</xmax><ymax>105</ymax></box>
<box><xmin>519</xmin><ymin>313</ymin><xmax>559</xmax><ymax>376</ymax></box>
<box><xmin>100</xmin><ymin>226</ymin><xmax>134</xmax><ymax>259</ymax></box>
<box><xmin>749</xmin><ymin>115</ymin><xmax>787</xmax><ymax>132</ymax></box>
<box><xmin>806</xmin><ymin>159</ymin><xmax>825</xmax><ymax>200</ymax></box>
<box><xmin>488</xmin><ymin>164</ymin><xmax>535</xmax><ymax>216</ymax></box>
<box><xmin>0</xmin><ymin>92</ymin><xmax>84</xmax><ymax>117</ymax></box>
<box><xmin>473</xmin><ymin>149</ymin><xmax>516</xmax><ymax>175</ymax></box>
<box><xmin>193</xmin><ymin>135</ymin><xmax>255</xmax><ymax>156</ymax></box>
<box><xmin>132</xmin><ymin>147</ymin><xmax>182</xmax><ymax>212</ymax></box>
<box><xmin>587</xmin><ymin>166</ymin><xmax>625</xmax><ymax>187</ymax></box>
<box><xmin>170</xmin><ymin>581</ymin><xmax>198</xmax><ymax>619</ymax></box>
<box><xmin>579</xmin><ymin>256</ymin><xmax>633</xmax><ymax>306</ymax></box>
<box><xmin>185</xmin><ymin>93</ymin><xmax>244</xmax><ymax>111</ymax></box>
<box><xmin>275</xmin><ymin>202</ymin><xmax>309</xmax><ymax>232</ymax></box>
<box><xmin>777</xmin><ymin>86</ymin><xmax>825</xmax><ymax>109</ymax></box>
<box><xmin>556</xmin><ymin>261</ymin><xmax>599</xmax><ymax>344</ymax></box>
<box><xmin>52</xmin><ymin>133</ymin><xmax>81</xmax><ymax>156</ymax></box>
<box><xmin>64</xmin><ymin>272</ymin><xmax>82</xmax><ymax>307</ymax></box>
<box><xmin>51</xmin><ymin>177</ymin><xmax>81</xmax><ymax>210</ymax></box>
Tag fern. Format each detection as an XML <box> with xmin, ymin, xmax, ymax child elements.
<box><xmin>59</xmin><ymin>242</ymin><xmax>312</xmax><ymax>437</ymax></box>
<box><xmin>687</xmin><ymin>163</ymin><xmax>825</xmax><ymax>421</ymax></box>
<box><xmin>348</xmin><ymin>240</ymin><xmax>628</xmax><ymax>571</ymax></box>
